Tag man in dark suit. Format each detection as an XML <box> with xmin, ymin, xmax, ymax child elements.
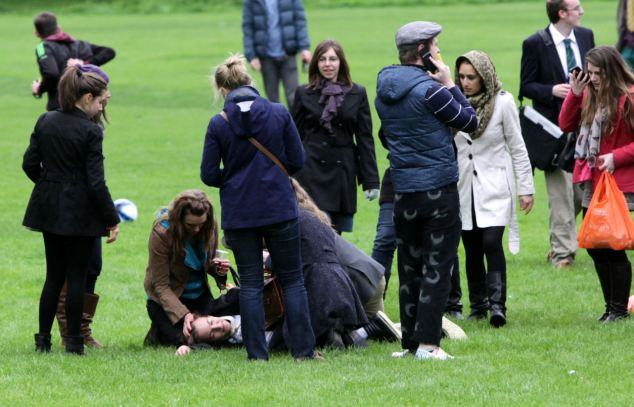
<box><xmin>520</xmin><ymin>0</ymin><xmax>594</xmax><ymax>269</ymax></box>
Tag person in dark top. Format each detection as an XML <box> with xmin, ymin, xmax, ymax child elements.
<box><xmin>200</xmin><ymin>54</ymin><xmax>317</xmax><ymax>361</ymax></box>
<box><xmin>375</xmin><ymin>21</ymin><xmax>477</xmax><ymax>361</ymax></box>
<box><xmin>31</xmin><ymin>11</ymin><xmax>115</xmax><ymax>111</ymax></box>
<box><xmin>519</xmin><ymin>0</ymin><xmax>594</xmax><ymax>269</ymax></box>
<box><xmin>617</xmin><ymin>0</ymin><xmax>634</xmax><ymax>69</ymax></box>
<box><xmin>242</xmin><ymin>0</ymin><xmax>311</xmax><ymax>108</ymax></box>
<box><xmin>51</xmin><ymin>64</ymin><xmax>112</xmax><ymax>350</ymax></box>
<box><xmin>292</xmin><ymin>39</ymin><xmax>379</xmax><ymax>234</ymax></box>
<box><xmin>24</xmin><ymin>65</ymin><xmax>119</xmax><ymax>355</ymax></box>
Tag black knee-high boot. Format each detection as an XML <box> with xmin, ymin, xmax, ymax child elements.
<box><xmin>594</xmin><ymin>263</ymin><xmax>612</xmax><ymax>321</ymax></box>
<box><xmin>34</xmin><ymin>333</ymin><xmax>51</xmax><ymax>353</ymax></box>
<box><xmin>486</xmin><ymin>270</ymin><xmax>507</xmax><ymax>327</ymax></box>
<box><xmin>606</xmin><ymin>261</ymin><xmax>631</xmax><ymax>321</ymax></box>
<box><xmin>466</xmin><ymin>271</ymin><xmax>489</xmax><ymax>319</ymax></box>
<box><xmin>65</xmin><ymin>335</ymin><xmax>85</xmax><ymax>355</ymax></box>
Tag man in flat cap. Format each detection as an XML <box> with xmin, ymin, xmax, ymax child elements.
<box><xmin>375</xmin><ymin>21</ymin><xmax>477</xmax><ymax>360</ymax></box>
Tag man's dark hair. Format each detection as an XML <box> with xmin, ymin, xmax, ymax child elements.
<box><xmin>34</xmin><ymin>12</ymin><xmax>58</xmax><ymax>38</ymax></box>
<box><xmin>546</xmin><ymin>0</ymin><xmax>567</xmax><ymax>24</ymax></box>
<box><xmin>398</xmin><ymin>38</ymin><xmax>432</xmax><ymax>64</ymax></box>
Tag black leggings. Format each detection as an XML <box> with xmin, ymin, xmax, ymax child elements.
<box><xmin>461</xmin><ymin>226</ymin><xmax>506</xmax><ymax>277</ymax></box>
<box><xmin>85</xmin><ymin>239</ymin><xmax>102</xmax><ymax>294</ymax></box>
<box><xmin>40</xmin><ymin>232</ymin><xmax>97</xmax><ymax>336</ymax></box>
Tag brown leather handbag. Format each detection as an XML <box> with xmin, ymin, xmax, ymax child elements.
<box><xmin>229</xmin><ymin>267</ymin><xmax>285</xmax><ymax>329</ymax></box>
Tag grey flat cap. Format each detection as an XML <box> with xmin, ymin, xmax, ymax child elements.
<box><xmin>395</xmin><ymin>21</ymin><xmax>442</xmax><ymax>48</ymax></box>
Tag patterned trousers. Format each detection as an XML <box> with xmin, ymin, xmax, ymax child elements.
<box><xmin>393</xmin><ymin>183</ymin><xmax>462</xmax><ymax>348</ymax></box>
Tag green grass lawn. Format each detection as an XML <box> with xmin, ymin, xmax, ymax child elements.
<box><xmin>0</xmin><ymin>2</ymin><xmax>632</xmax><ymax>405</ymax></box>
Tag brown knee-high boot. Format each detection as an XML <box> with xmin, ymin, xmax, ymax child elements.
<box><xmin>55</xmin><ymin>282</ymin><xmax>68</xmax><ymax>345</ymax></box>
<box><xmin>81</xmin><ymin>293</ymin><xmax>102</xmax><ymax>348</ymax></box>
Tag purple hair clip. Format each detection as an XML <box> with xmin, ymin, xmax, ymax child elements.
<box><xmin>77</xmin><ymin>64</ymin><xmax>110</xmax><ymax>84</ymax></box>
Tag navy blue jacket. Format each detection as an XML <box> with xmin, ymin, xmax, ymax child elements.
<box><xmin>242</xmin><ymin>0</ymin><xmax>310</xmax><ymax>61</ymax></box>
<box><xmin>375</xmin><ymin>65</ymin><xmax>476</xmax><ymax>193</ymax></box>
<box><xmin>200</xmin><ymin>86</ymin><xmax>304</xmax><ymax>229</ymax></box>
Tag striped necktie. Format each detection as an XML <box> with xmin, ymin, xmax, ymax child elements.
<box><xmin>563</xmin><ymin>38</ymin><xmax>576</xmax><ymax>72</ymax></box>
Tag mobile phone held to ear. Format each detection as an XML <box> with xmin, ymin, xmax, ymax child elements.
<box><xmin>569</xmin><ymin>66</ymin><xmax>582</xmax><ymax>76</ymax></box>
<box><xmin>420</xmin><ymin>50</ymin><xmax>438</xmax><ymax>74</ymax></box>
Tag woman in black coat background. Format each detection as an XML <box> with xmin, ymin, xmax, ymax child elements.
<box><xmin>23</xmin><ymin>66</ymin><xmax>119</xmax><ymax>355</ymax></box>
<box><xmin>292</xmin><ymin>39</ymin><xmax>379</xmax><ymax>233</ymax></box>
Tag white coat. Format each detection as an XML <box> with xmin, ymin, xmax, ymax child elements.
<box><xmin>456</xmin><ymin>91</ymin><xmax>534</xmax><ymax>254</ymax></box>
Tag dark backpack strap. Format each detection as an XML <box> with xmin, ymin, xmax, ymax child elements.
<box><xmin>537</xmin><ymin>29</ymin><xmax>553</xmax><ymax>47</ymax></box>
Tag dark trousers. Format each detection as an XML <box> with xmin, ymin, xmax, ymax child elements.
<box><xmin>260</xmin><ymin>55</ymin><xmax>299</xmax><ymax>109</ymax></box>
<box><xmin>225</xmin><ymin>218</ymin><xmax>315</xmax><ymax>360</ymax></box>
<box><xmin>372</xmin><ymin>201</ymin><xmax>462</xmax><ymax>311</ymax></box>
<box><xmin>462</xmin><ymin>225</ymin><xmax>506</xmax><ymax>313</ymax></box>
<box><xmin>394</xmin><ymin>184</ymin><xmax>461</xmax><ymax>349</ymax></box>
<box><xmin>40</xmin><ymin>232</ymin><xmax>97</xmax><ymax>337</ymax></box>
<box><xmin>146</xmin><ymin>289</ymin><xmax>240</xmax><ymax>346</ymax></box>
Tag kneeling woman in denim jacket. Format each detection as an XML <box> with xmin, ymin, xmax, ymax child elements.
<box><xmin>200</xmin><ymin>54</ymin><xmax>317</xmax><ymax>361</ymax></box>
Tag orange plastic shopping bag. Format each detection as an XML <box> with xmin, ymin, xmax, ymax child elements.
<box><xmin>578</xmin><ymin>171</ymin><xmax>634</xmax><ymax>250</ymax></box>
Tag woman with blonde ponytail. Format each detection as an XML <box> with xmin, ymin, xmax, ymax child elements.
<box><xmin>23</xmin><ymin>65</ymin><xmax>119</xmax><ymax>355</ymax></box>
<box><xmin>201</xmin><ymin>54</ymin><xmax>318</xmax><ymax>361</ymax></box>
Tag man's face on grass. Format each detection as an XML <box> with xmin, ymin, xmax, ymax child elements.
<box><xmin>191</xmin><ymin>316</ymin><xmax>231</xmax><ymax>344</ymax></box>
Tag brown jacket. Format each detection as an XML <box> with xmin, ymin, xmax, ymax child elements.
<box><xmin>144</xmin><ymin>222</ymin><xmax>218</xmax><ymax>324</ymax></box>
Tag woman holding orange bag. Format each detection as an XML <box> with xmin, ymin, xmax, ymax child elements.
<box><xmin>559</xmin><ymin>46</ymin><xmax>634</xmax><ymax>321</ymax></box>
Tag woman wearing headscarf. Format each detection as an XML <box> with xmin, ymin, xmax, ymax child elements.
<box><xmin>454</xmin><ymin>51</ymin><xmax>535</xmax><ymax>327</ymax></box>
<box><xmin>291</xmin><ymin>39</ymin><xmax>379</xmax><ymax>234</ymax></box>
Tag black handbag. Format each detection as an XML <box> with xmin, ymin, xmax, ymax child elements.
<box><xmin>519</xmin><ymin>104</ymin><xmax>566</xmax><ymax>171</ymax></box>
<box><xmin>556</xmin><ymin>132</ymin><xmax>577</xmax><ymax>172</ymax></box>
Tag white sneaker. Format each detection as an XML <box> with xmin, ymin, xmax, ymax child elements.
<box><xmin>415</xmin><ymin>347</ymin><xmax>454</xmax><ymax>361</ymax></box>
<box><xmin>391</xmin><ymin>349</ymin><xmax>411</xmax><ymax>358</ymax></box>
<box><xmin>441</xmin><ymin>316</ymin><xmax>468</xmax><ymax>340</ymax></box>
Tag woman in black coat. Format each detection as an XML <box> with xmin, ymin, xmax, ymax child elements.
<box><xmin>23</xmin><ymin>66</ymin><xmax>119</xmax><ymax>355</ymax></box>
<box><xmin>292</xmin><ymin>39</ymin><xmax>379</xmax><ymax>233</ymax></box>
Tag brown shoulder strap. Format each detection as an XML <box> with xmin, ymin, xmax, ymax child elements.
<box><xmin>218</xmin><ymin>111</ymin><xmax>289</xmax><ymax>177</ymax></box>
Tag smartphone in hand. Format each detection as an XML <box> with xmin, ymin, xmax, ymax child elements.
<box><xmin>421</xmin><ymin>51</ymin><xmax>438</xmax><ymax>73</ymax></box>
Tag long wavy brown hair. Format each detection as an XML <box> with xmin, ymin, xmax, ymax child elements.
<box><xmin>581</xmin><ymin>46</ymin><xmax>634</xmax><ymax>136</ymax></box>
<box><xmin>156</xmin><ymin>190</ymin><xmax>218</xmax><ymax>260</ymax></box>
<box><xmin>291</xmin><ymin>178</ymin><xmax>332</xmax><ymax>226</ymax></box>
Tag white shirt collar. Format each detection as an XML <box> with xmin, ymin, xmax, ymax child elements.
<box><xmin>549</xmin><ymin>24</ymin><xmax>577</xmax><ymax>46</ymax></box>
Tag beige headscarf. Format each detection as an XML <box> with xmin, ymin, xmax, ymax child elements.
<box><xmin>454</xmin><ymin>50</ymin><xmax>502</xmax><ymax>139</ymax></box>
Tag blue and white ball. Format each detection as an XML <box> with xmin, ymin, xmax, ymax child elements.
<box><xmin>114</xmin><ymin>199</ymin><xmax>138</xmax><ymax>222</ymax></box>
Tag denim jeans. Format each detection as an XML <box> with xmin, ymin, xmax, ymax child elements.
<box><xmin>393</xmin><ymin>184</ymin><xmax>462</xmax><ymax>348</ymax></box>
<box><xmin>371</xmin><ymin>202</ymin><xmax>397</xmax><ymax>292</ymax></box>
<box><xmin>225</xmin><ymin>218</ymin><xmax>315</xmax><ymax>360</ymax></box>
